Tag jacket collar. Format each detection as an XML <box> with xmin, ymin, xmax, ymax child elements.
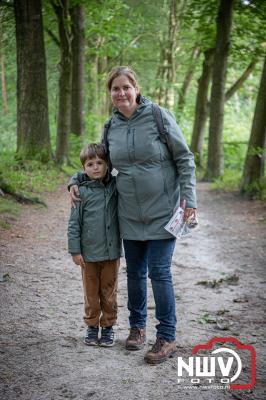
<box><xmin>80</xmin><ymin>171</ymin><xmax>112</xmax><ymax>187</ymax></box>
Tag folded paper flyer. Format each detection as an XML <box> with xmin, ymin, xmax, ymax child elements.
<box><xmin>164</xmin><ymin>200</ymin><xmax>198</xmax><ymax>239</ymax></box>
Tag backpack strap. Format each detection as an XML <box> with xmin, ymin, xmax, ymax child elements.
<box><xmin>102</xmin><ymin>117</ymin><xmax>113</xmax><ymax>171</ymax></box>
<box><xmin>151</xmin><ymin>103</ymin><xmax>167</xmax><ymax>144</ymax></box>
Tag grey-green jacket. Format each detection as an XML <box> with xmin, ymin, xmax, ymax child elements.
<box><xmin>68</xmin><ymin>175</ymin><xmax>121</xmax><ymax>262</ymax></box>
<box><xmin>70</xmin><ymin>97</ymin><xmax>197</xmax><ymax>241</ymax></box>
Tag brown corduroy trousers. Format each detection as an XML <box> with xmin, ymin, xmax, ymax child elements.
<box><xmin>81</xmin><ymin>259</ymin><xmax>120</xmax><ymax>327</ymax></box>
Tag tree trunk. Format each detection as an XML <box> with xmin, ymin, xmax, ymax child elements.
<box><xmin>14</xmin><ymin>0</ymin><xmax>51</xmax><ymax>162</ymax></box>
<box><xmin>241</xmin><ymin>56</ymin><xmax>266</xmax><ymax>195</ymax></box>
<box><xmin>0</xmin><ymin>51</ymin><xmax>8</xmax><ymax>114</ymax></box>
<box><xmin>156</xmin><ymin>46</ymin><xmax>167</xmax><ymax>105</ymax></box>
<box><xmin>0</xmin><ymin>19</ymin><xmax>8</xmax><ymax>114</ymax></box>
<box><xmin>164</xmin><ymin>0</ymin><xmax>178</xmax><ymax>108</ymax></box>
<box><xmin>70</xmin><ymin>4</ymin><xmax>85</xmax><ymax>136</ymax></box>
<box><xmin>87</xmin><ymin>35</ymin><xmax>107</xmax><ymax>139</ymax></box>
<box><xmin>53</xmin><ymin>0</ymin><xmax>72</xmax><ymax>165</ymax></box>
<box><xmin>205</xmin><ymin>0</ymin><xmax>235</xmax><ymax>180</ymax></box>
<box><xmin>177</xmin><ymin>47</ymin><xmax>201</xmax><ymax>113</ymax></box>
<box><xmin>89</xmin><ymin>53</ymin><xmax>101</xmax><ymax>139</ymax></box>
<box><xmin>190</xmin><ymin>48</ymin><xmax>215</xmax><ymax>166</ymax></box>
<box><xmin>194</xmin><ymin>57</ymin><xmax>258</xmax><ymax>165</ymax></box>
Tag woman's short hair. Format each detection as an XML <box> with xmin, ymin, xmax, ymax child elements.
<box><xmin>107</xmin><ymin>66</ymin><xmax>139</xmax><ymax>91</ymax></box>
<box><xmin>80</xmin><ymin>143</ymin><xmax>107</xmax><ymax>166</ymax></box>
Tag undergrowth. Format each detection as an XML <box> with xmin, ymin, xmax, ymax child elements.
<box><xmin>0</xmin><ymin>151</ymin><xmax>77</xmax><ymax>229</ymax></box>
<box><xmin>0</xmin><ymin>154</ymin><xmax>67</xmax><ymax>194</ymax></box>
<box><xmin>0</xmin><ymin>197</ymin><xmax>22</xmax><ymax>229</ymax></box>
<box><xmin>211</xmin><ymin>170</ymin><xmax>266</xmax><ymax>200</ymax></box>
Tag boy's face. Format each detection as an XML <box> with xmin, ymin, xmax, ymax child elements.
<box><xmin>83</xmin><ymin>156</ymin><xmax>107</xmax><ymax>180</ymax></box>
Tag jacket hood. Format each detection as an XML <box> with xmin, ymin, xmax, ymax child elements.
<box><xmin>112</xmin><ymin>96</ymin><xmax>152</xmax><ymax>120</ymax></box>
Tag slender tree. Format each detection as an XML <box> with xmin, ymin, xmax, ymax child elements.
<box><xmin>0</xmin><ymin>15</ymin><xmax>8</xmax><ymax>114</ymax></box>
<box><xmin>241</xmin><ymin>56</ymin><xmax>266</xmax><ymax>196</ymax></box>
<box><xmin>191</xmin><ymin>55</ymin><xmax>257</xmax><ymax>166</ymax></box>
<box><xmin>190</xmin><ymin>48</ymin><xmax>215</xmax><ymax>166</ymax></box>
<box><xmin>177</xmin><ymin>47</ymin><xmax>201</xmax><ymax>113</ymax></box>
<box><xmin>0</xmin><ymin>46</ymin><xmax>8</xmax><ymax>114</ymax></box>
<box><xmin>205</xmin><ymin>0</ymin><xmax>235</xmax><ymax>180</ymax></box>
<box><xmin>51</xmin><ymin>0</ymin><xmax>72</xmax><ymax>164</ymax></box>
<box><xmin>156</xmin><ymin>0</ymin><xmax>184</xmax><ymax>108</ymax></box>
<box><xmin>70</xmin><ymin>3</ymin><xmax>85</xmax><ymax>136</ymax></box>
<box><xmin>14</xmin><ymin>0</ymin><xmax>51</xmax><ymax>162</ymax></box>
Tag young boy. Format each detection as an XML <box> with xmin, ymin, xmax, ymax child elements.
<box><xmin>68</xmin><ymin>143</ymin><xmax>121</xmax><ymax>347</ymax></box>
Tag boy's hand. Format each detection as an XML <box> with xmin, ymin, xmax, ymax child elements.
<box><xmin>70</xmin><ymin>185</ymin><xmax>81</xmax><ymax>208</ymax></box>
<box><xmin>72</xmin><ymin>254</ymin><xmax>85</xmax><ymax>268</ymax></box>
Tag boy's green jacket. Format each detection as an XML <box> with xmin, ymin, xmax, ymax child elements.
<box><xmin>68</xmin><ymin>175</ymin><xmax>121</xmax><ymax>262</ymax></box>
<box><xmin>69</xmin><ymin>97</ymin><xmax>197</xmax><ymax>241</ymax></box>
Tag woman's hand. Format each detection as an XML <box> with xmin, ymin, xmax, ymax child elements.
<box><xmin>72</xmin><ymin>254</ymin><xmax>85</xmax><ymax>268</ymax></box>
<box><xmin>184</xmin><ymin>208</ymin><xmax>197</xmax><ymax>221</ymax></box>
<box><xmin>70</xmin><ymin>185</ymin><xmax>81</xmax><ymax>208</ymax></box>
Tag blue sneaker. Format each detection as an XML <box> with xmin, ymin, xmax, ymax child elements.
<box><xmin>99</xmin><ymin>327</ymin><xmax>115</xmax><ymax>347</ymax></box>
<box><xmin>84</xmin><ymin>326</ymin><xmax>99</xmax><ymax>346</ymax></box>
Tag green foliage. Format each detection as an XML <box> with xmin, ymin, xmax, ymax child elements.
<box><xmin>0</xmin><ymin>197</ymin><xmax>21</xmax><ymax>215</ymax></box>
<box><xmin>232</xmin><ymin>0</ymin><xmax>266</xmax><ymax>62</ymax></box>
<box><xmin>0</xmin><ymin>196</ymin><xmax>21</xmax><ymax>229</ymax></box>
<box><xmin>68</xmin><ymin>133</ymin><xmax>86</xmax><ymax>170</ymax></box>
<box><xmin>0</xmin><ymin>152</ymin><xmax>67</xmax><ymax>195</ymax></box>
<box><xmin>211</xmin><ymin>169</ymin><xmax>242</xmax><ymax>192</ymax></box>
<box><xmin>0</xmin><ymin>196</ymin><xmax>21</xmax><ymax>215</ymax></box>
<box><xmin>211</xmin><ymin>170</ymin><xmax>266</xmax><ymax>200</ymax></box>
<box><xmin>198</xmin><ymin>313</ymin><xmax>217</xmax><ymax>325</ymax></box>
<box><xmin>223</xmin><ymin>142</ymin><xmax>248</xmax><ymax>170</ymax></box>
<box><xmin>0</xmin><ymin>113</ymin><xmax>17</xmax><ymax>153</ymax></box>
<box><xmin>0</xmin><ymin>7</ymin><xmax>17</xmax><ymax>153</ymax></box>
<box><xmin>240</xmin><ymin>177</ymin><xmax>266</xmax><ymax>200</ymax></box>
<box><xmin>1</xmin><ymin>0</ymin><xmax>265</xmax><ymax>204</ymax></box>
<box><xmin>247</xmin><ymin>146</ymin><xmax>266</xmax><ymax>158</ymax></box>
<box><xmin>182</xmin><ymin>0</ymin><xmax>218</xmax><ymax>51</ymax></box>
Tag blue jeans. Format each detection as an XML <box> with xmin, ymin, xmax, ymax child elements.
<box><xmin>123</xmin><ymin>239</ymin><xmax>176</xmax><ymax>342</ymax></box>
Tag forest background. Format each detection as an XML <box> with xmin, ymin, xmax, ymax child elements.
<box><xmin>0</xmin><ymin>0</ymin><xmax>265</xmax><ymax>227</ymax></box>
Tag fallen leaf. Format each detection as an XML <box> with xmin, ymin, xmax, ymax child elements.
<box><xmin>198</xmin><ymin>313</ymin><xmax>216</xmax><ymax>324</ymax></box>
<box><xmin>216</xmin><ymin>317</ymin><xmax>231</xmax><ymax>330</ymax></box>
<box><xmin>233</xmin><ymin>296</ymin><xmax>248</xmax><ymax>303</ymax></box>
<box><xmin>196</xmin><ymin>274</ymin><xmax>239</xmax><ymax>288</ymax></box>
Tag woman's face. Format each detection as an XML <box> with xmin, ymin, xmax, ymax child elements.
<box><xmin>110</xmin><ymin>75</ymin><xmax>139</xmax><ymax>118</ymax></box>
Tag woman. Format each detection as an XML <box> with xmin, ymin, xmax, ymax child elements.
<box><xmin>70</xmin><ymin>66</ymin><xmax>197</xmax><ymax>364</ymax></box>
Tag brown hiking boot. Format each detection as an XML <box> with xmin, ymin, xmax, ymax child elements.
<box><xmin>125</xmin><ymin>327</ymin><xmax>146</xmax><ymax>350</ymax></box>
<box><xmin>144</xmin><ymin>337</ymin><xmax>177</xmax><ymax>364</ymax></box>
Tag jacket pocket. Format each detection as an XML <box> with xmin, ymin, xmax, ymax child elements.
<box><xmin>161</xmin><ymin>160</ymin><xmax>178</xmax><ymax>210</ymax></box>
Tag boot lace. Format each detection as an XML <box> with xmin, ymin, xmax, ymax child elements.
<box><xmin>128</xmin><ymin>327</ymin><xmax>142</xmax><ymax>340</ymax></box>
<box><xmin>151</xmin><ymin>337</ymin><xmax>166</xmax><ymax>353</ymax></box>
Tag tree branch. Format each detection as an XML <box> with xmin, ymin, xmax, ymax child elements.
<box><xmin>225</xmin><ymin>59</ymin><xmax>258</xmax><ymax>101</ymax></box>
<box><xmin>206</xmin><ymin>58</ymin><xmax>258</xmax><ymax>113</ymax></box>
<box><xmin>0</xmin><ymin>178</ymin><xmax>47</xmax><ymax>206</ymax></box>
<box><xmin>45</xmin><ymin>28</ymin><xmax>60</xmax><ymax>47</ymax></box>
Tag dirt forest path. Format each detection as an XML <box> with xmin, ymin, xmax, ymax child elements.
<box><xmin>0</xmin><ymin>182</ymin><xmax>265</xmax><ymax>400</ymax></box>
